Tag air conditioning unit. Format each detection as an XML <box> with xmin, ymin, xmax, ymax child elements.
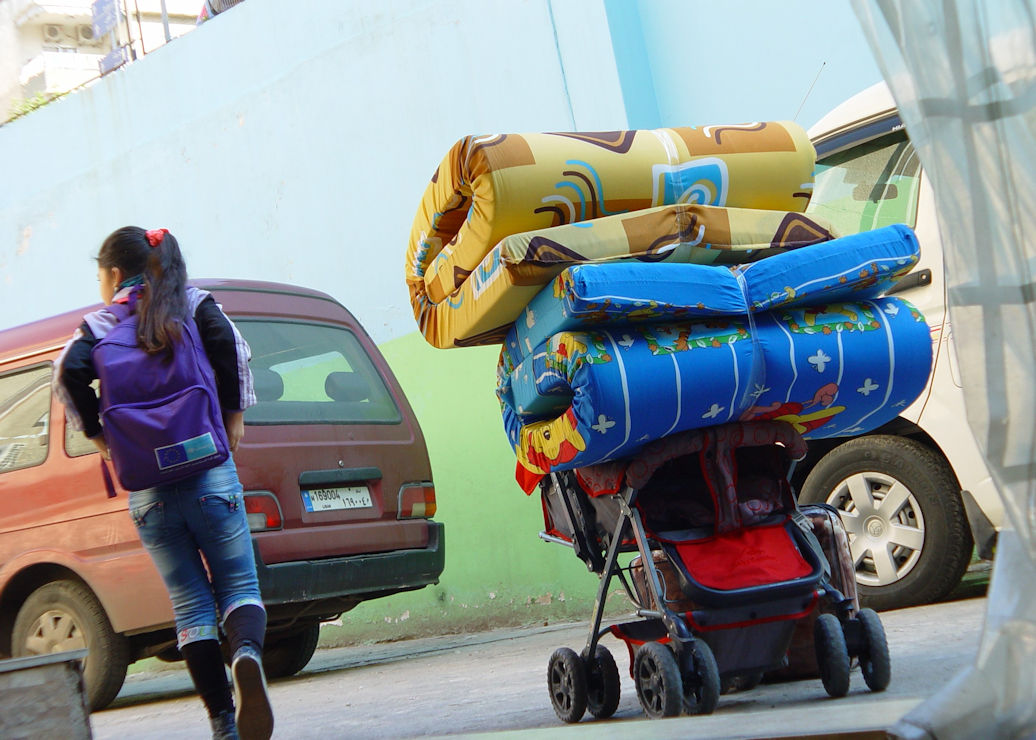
<box><xmin>77</xmin><ymin>24</ymin><xmax>99</xmax><ymax>45</ymax></box>
<box><xmin>43</xmin><ymin>24</ymin><xmax>63</xmax><ymax>43</ymax></box>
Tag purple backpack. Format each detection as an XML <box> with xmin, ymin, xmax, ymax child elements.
<box><xmin>92</xmin><ymin>298</ymin><xmax>230</xmax><ymax>491</ymax></box>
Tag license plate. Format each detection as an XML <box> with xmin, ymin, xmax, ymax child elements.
<box><xmin>301</xmin><ymin>486</ymin><xmax>373</xmax><ymax>512</ymax></box>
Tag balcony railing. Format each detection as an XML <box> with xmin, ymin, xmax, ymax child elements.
<box><xmin>18</xmin><ymin>50</ymin><xmax>106</xmax><ymax>95</ymax></box>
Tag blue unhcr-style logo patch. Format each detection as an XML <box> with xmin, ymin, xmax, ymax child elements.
<box><xmin>155</xmin><ymin>433</ymin><xmax>218</xmax><ymax>470</ymax></box>
<box><xmin>652</xmin><ymin>158</ymin><xmax>729</xmax><ymax>207</ymax></box>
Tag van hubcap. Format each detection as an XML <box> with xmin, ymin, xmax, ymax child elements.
<box><xmin>865</xmin><ymin>516</ymin><xmax>887</xmax><ymax>539</ymax></box>
<box><xmin>827</xmin><ymin>472</ymin><xmax>925</xmax><ymax>587</ymax></box>
<box><xmin>23</xmin><ymin>609</ymin><xmax>87</xmax><ymax>655</ymax></box>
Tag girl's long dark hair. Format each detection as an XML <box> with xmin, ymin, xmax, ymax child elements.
<box><xmin>97</xmin><ymin>226</ymin><xmax>188</xmax><ymax>355</ymax></box>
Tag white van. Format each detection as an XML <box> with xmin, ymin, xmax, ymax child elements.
<box><xmin>795</xmin><ymin>83</ymin><xmax>1002</xmax><ymax>611</ymax></box>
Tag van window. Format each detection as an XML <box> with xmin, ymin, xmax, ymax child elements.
<box><xmin>0</xmin><ymin>365</ymin><xmax>52</xmax><ymax>472</ymax></box>
<box><xmin>808</xmin><ymin>131</ymin><xmax>922</xmax><ymax>235</ymax></box>
<box><xmin>236</xmin><ymin>321</ymin><xmax>402</xmax><ymax>425</ymax></box>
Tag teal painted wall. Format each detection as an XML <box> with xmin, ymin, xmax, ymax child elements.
<box><xmin>604</xmin><ymin>0</ymin><xmax>882</xmax><ymax>130</ymax></box>
<box><xmin>332</xmin><ymin>0</ymin><xmax>888</xmax><ymax>639</ymax></box>
<box><xmin>0</xmin><ymin>0</ymin><xmax>626</xmax><ymax>337</ymax></box>
<box><xmin>0</xmin><ymin>0</ymin><xmax>628</xmax><ymax>641</ymax></box>
<box><xmin>601</xmin><ymin>0</ymin><xmax>661</xmax><ymax>130</ymax></box>
<box><xmin>0</xmin><ymin>0</ymin><xmax>887</xmax><ymax>644</ymax></box>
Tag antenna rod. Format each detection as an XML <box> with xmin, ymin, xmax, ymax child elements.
<box><xmin>794</xmin><ymin>61</ymin><xmax>827</xmax><ymax>123</ymax></box>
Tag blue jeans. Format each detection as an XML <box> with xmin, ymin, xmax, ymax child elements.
<box><xmin>129</xmin><ymin>457</ymin><xmax>265</xmax><ymax>648</ymax></box>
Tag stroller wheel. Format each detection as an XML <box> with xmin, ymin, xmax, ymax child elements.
<box><xmin>856</xmin><ymin>608</ymin><xmax>892</xmax><ymax>691</ymax></box>
<box><xmin>814</xmin><ymin>613</ymin><xmax>851</xmax><ymax>697</ymax></box>
<box><xmin>583</xmin><ymin>644</ymin><xmax>621</xmax><ymax>719</ymax></box>
<box><xmin>547</xmin><ymin>647</ymin><xmax>587</xmax><ymax>723</ymax></box>
<box><xmin>634</xmin><ymin>642</ymin><xmax>683</xmax><ymax>719</ymax></box>
<box><xmin>681</xmin><ymin>639</ymin><xmax>720</xmax><ymax>715</ymax></box>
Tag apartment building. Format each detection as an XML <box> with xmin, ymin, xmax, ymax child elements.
<box><xmin>0</xmin><ymin>0</ymin><xmax>200</xmax><ymax>120</ymax></box>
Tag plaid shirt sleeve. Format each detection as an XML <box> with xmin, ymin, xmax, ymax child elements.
<box><xmin>190</xmin><ymin>289</ymin><xmax>256</xmax><ymax>412</ymax></box>
<box><xmin>54</xmin><ymin>325</ymin><xmax>103</xmax><ymax>436</ymax></box>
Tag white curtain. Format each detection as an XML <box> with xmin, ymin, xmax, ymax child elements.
<box><xmin>851</xmin><ymin>1</ymin><xmax>1036</xmax><ymax>738</ymax></box>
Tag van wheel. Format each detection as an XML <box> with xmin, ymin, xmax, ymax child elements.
<box><xmin>12</xmin><ymin>580</ymin><xmax>130</xmax><ymax>711</ymax></box>
<box><xmin>800</xmin><ymin>435</ymin><xmax>972</xmax><ymax>611</ymax></box>
<box><xmin>262</xmin><ymin>622</ymin><xmax>320</xmax><ymax>679</ymax></box>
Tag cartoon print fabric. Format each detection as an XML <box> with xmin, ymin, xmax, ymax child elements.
<box><xmin>403</xmin><ymin>123</ymin><xmax>934</xmax><ymax>493</ymax></box>
<box><xmin>498</xmin><ymin>295</ymin><xmax>932</xmax><ymax>493</ymax></box>
<box><xmin>503</xmin><ymin>224</ymin><xmax>920</xmax><ymax>363</ymax></box>
<box><xmin>407</xmin><ymin>123</ymin><xmax>821</xmax><ymax>348</ymax></box>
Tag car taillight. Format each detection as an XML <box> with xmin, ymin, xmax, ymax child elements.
<box><xmin>398</xmin><ymin>483</ymin><xmax>436</xmax><ymax>519</ymax></box>
<box><xmin>244</xmin><ymin>491</ymin><xmax>283</xmax><ymax>531</ymax></box>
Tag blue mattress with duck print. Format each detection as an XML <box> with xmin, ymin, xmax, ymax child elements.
<box><xmin>496</xmin><ymin>225</ymin><xmax>932</xmax><ymax>492</ymax></box>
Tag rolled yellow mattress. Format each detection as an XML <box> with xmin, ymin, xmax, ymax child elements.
<box><xmin>412</xmin><ymin>204</ymin><xmax>836</xmax><ymax>348</ymax></box>
<box><xmin>407</xmin><ymin>122</ymin><xmax>817</xmax><ymax>316</ymax></box>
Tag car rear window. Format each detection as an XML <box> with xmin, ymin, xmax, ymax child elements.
<box><xmin>808</xmin><ymin>130</ymin><xmax>921</xmax><ymax>235</ymax></box>
<box><xmin>235</xmin><ymin>320</ymin><xmax>402</xmax><ymax>425</ymax></box>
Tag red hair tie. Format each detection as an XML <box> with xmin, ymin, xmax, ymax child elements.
<box><xmin>145</xmin><ymin>228</ymin><xmax>169</xmax><ymax>247</ymax></box>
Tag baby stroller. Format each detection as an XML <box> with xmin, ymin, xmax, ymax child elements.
<box><xmin>539</xmin><ymin>420</ymin><xmax>891</xmax><ymax>722</ymax></box>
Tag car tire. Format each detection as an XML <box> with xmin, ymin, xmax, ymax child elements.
<box><xmin>800</xmin><ymin>435</ymin><xmax>973</xmax><ymax>611</ymax></box>
<box><xmin>261</xmin><ymin>621</ymin><xmax>320</xmax><ymax>679</ymax></box>
<box><xmin>12</xmin><ymin>579</ymin><xmax>130</xmax><ymax>711</ymax></box>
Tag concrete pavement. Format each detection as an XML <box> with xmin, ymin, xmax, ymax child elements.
<box><xmin>91</xmin><ymin>595</ymin><xmax>986</xmax><ymax>739</ymax></box>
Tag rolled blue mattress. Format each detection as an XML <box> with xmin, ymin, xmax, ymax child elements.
<box><xmin>503</xmin><ymin>224</ymin><xmax>920</xmax><ymax>367</ymax></box>
<box><xmin>499</xmin><ymin>296</ymin><xmax>932</xmax><ymax>491</ymax></box>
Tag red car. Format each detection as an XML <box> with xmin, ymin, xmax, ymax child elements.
<box><xmin>0</xmin><ymin>279</ymin><xmax>443</xmax><ymax>710</ymax></box>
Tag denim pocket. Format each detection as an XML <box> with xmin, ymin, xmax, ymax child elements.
<box><xmin>198</xmin><ymin>492</ymin><xmax>246</xmax><ymax>538</ymax></box>
<box><xmin>129</xmin><ymin>501</ymin><xmax>166</xmax><ymax>548</ymax></box>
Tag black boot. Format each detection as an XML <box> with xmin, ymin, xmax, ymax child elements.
<box><xmin>210</xmin><ymin>708</ymin><xmax>240</xmax><ymax>740</ymax></box>
<box><xmin>181</xmin><ymin>639</ymin><xmax>237</xmax><ymax>737</ymax></box>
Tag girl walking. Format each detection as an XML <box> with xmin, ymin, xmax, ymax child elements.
<box><xmin>57</xmin><ymin>226</ymin><xmax>273</xmax><ymax>740</ymax></box>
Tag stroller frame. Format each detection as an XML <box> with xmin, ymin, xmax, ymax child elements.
<box><xmin>540</xmin><ymin>421</ymin><xmax>891</xmax><ymax>722</ymax></box>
